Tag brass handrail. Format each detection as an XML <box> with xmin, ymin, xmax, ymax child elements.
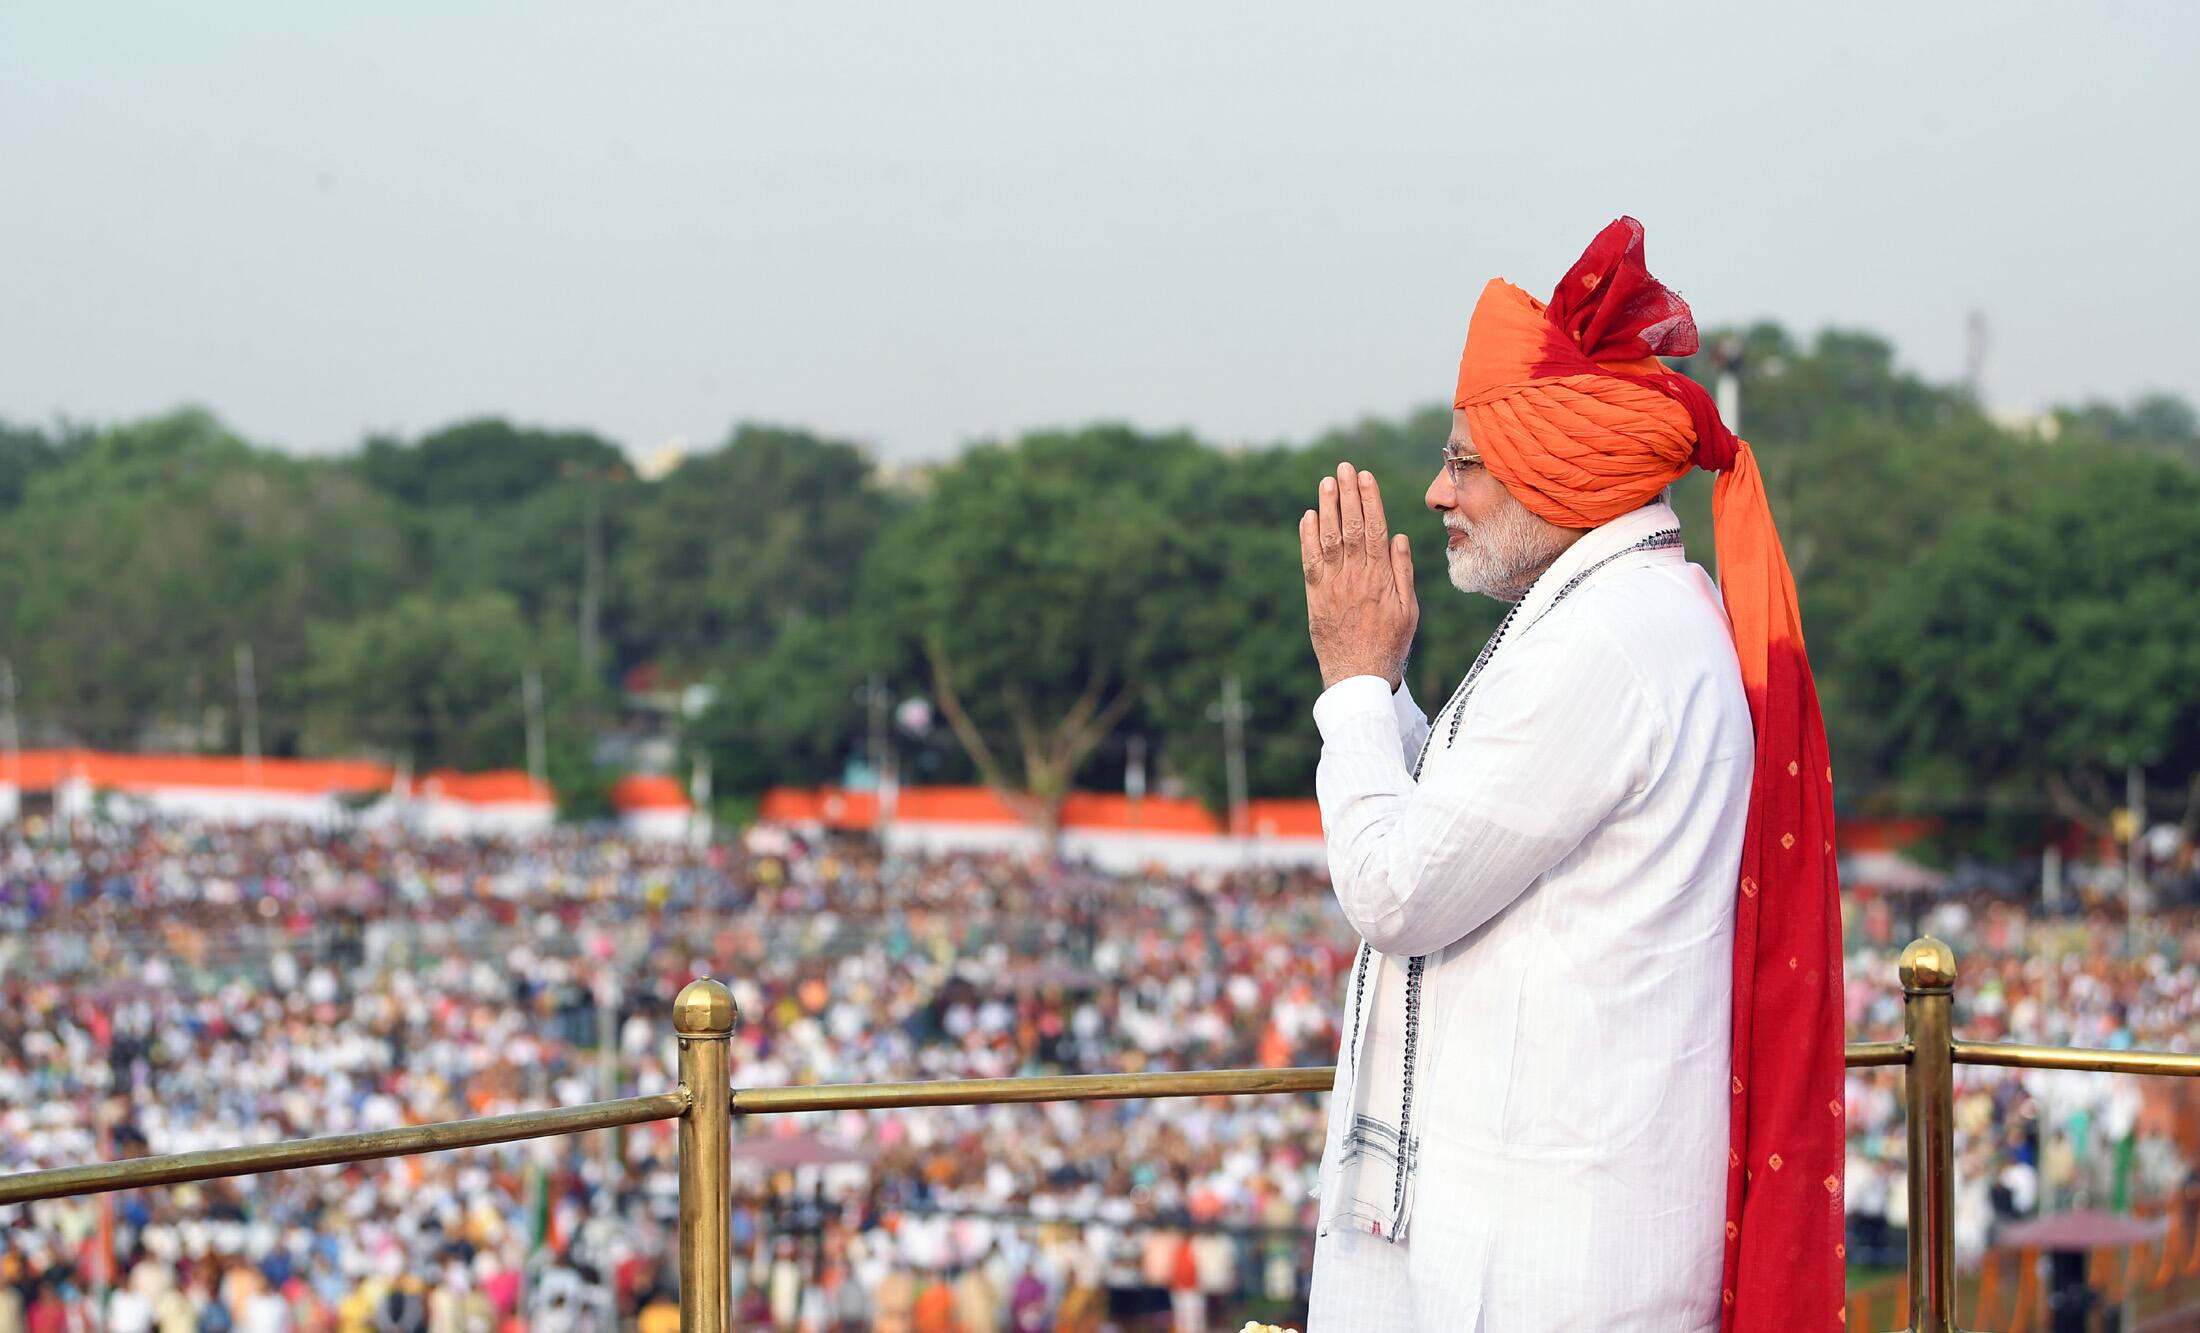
<box><xmin>0</xmin><ymin>1070</ymin><xmax>1342</xmax><ymax>1211</ymax></box>
<box><xmin>1847</xmin><ymin>1039</ymin><xmax>1911</xmax><ymax>1068</ymax></box>
<box><xmin>732</xmin><ymin>1065</ymin><xmax>1335</xmax><ymax>1114</ymax></box>
<box><xmin>1953</xmin><ymin>1039</ymin><xmax>2200</xmax><ymax>1077</ymax></box>
<box><xmin>736</xmin><ymin>1048</ymin><xmax>1922</xmax><ymax>1117</ymax></box>
<box><xmin>0</xmin><ymin>1092</ymin><xmax>688</xmax><ymax>1207</ymax></box>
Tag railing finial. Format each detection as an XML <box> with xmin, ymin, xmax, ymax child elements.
<box><xmin>674</xmin><ymin>977</ymin><xmax>738</xmax><ymax>1037</ymax></box>
<box><xmin>1898</xmin><ymin>936</ymin><xmax>1957</xmax><ymax>993</ymax></box>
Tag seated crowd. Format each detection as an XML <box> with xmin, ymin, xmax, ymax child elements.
<box><xmin>2</xmin><ymin>816</ymin><xmax>2196</xmax><ymax>1329</ymax></box>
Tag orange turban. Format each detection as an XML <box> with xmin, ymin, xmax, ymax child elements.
<box><xmin>1457</xmin><ymin>219</ymin><xmax>1846</xmax><ymax>1329</ymax></box>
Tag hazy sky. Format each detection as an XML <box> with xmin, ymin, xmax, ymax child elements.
<box><xmin>4</xmin><ymin>4</ymin><xmax>2193</xmax><ymax>461</ymax></box>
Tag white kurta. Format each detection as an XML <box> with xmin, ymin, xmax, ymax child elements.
<box><xmin>1306</xmin><ymin>500</ymin><xmax>1751</xmax><ymax>1332</ymax></box>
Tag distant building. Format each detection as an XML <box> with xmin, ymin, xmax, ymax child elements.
<box><xmin>0</xmin><ymin>749</ymin><xmax>561</xmax><ymax>838</ymax></box>
<box><xmin>610</xmin><ymin>772</ymin><xmax>697</xmax><ymax>843</ymax></box>
<box><xmin>1988</xmin><ymin>406</ymin><xmax>2063</xmax><ymax>441</ymax></box>
<box><xmin>407</xmin><ymin>769</ymin><xmax>557</xmax><ymax>838</ymax></box>
<box><xmin>3</xmin><ymin>750</ymin><xmax>390</xmax><ymax>827</ymax></box>
<box><xmin>758</xmin><ymin>784</ymin><xmax>1328</xmax><ymax>871</ymax></box>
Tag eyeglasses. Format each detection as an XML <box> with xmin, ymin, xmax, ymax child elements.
<box><xmin>1441</xmin><ymin>445</ymin><xmax>1483</xmax><ymax>487</ymax></box>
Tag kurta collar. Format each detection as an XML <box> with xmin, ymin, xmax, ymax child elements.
<box><xmin>1504</xmin><ymin>497</ymin><xmax>1683</xmax><ymax>630</ymax></box>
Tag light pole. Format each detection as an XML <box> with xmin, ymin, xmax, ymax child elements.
<box><xmin>1</xmin><ymin>659</ymin><xmax>18</xmax><ymax>823</ymax></box>
<box><xmin>1125</xmin><ymin>735</ymin><xmax>1146</xmax><ymax>826</ymax></box>
<box><xmin>559</xmin><ymin>459</ymin><xmax>627</xmax><ymax>691</ymax></box>
<box><xmin>2126</xmin><ymin>763</ymin><xmax>2147</xmax><ymax>947</ymax></box>
<box><xmin>1712</xmin><ymin>334</ymin><xmax>1743</xmax><ymax>434</ymax></box>
<box><xmin>853</xmin><ymin>675</ymin><xmax>893</xmax><ymax>831</ymax></box>
<box><xmin>689</xmin><ymin>749</ymin><xmax>713</xmax><ymax>845</ymax></box>
<box><xmin>235</xmin><ymin>644</ymin><xmax>261</xmax><ymax>784</ymax></box>
<box><xmin>522</xmin><ymin>668</ymin><xmax>547</xmax><ymax>791</ymax></box>
<box><xmin>1208</xmin><ymin>674</ymin><xmax>1250</xmax><ymax>846</ymax></box>
<box><xmin>580</xmin><ymin>483</ymin><xmax>602</xmax><ymax>684</ymax></box>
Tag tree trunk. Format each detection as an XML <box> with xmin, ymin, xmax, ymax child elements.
<box><xmin>2046</xmin><ymin>769</ymin><xmax>2119</xmax><ymax>840</ymax></box>
<box><xmin>924</xmin><ymin>631</ymin><xmax>1134</xmax><ymax>858</ymax></box>
<box><xmin>1034</xmin><ymin>790</ymin><xmax>1066</xmax><ymax>860</ymax></box>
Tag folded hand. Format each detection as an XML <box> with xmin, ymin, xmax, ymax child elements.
<box><xmin>1300</xmin><ymin>461</ymin><xmax>1418</xmax><ymax>691</ymax></box>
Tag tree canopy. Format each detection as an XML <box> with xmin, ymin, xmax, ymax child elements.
<box><xmin>616</xmin><ymin>424</ymin><xmax>893</xmax><ymax>670</ymax></box>
<box><xmin>3</xmin><ymin>328</ymin><xmax>2195</xmax><ymax>835</ymax></box>
<box><xmin>1854</xmin><ymin>453</ymin><xmax>2200</xmax><ymax>845</ymax></box>
<box><xmin>0</xmin><ymin>410</ymin><xmax>408</xmax><ymax>750</ymax></box>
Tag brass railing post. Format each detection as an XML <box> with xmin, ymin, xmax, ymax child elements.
<box><xmin>675</xmin><ymin>979</ymin><xmax>736</xmax><ymax>1333</ymax></box>
<box><xmin>1899</xmin><ymin>938</ymin><xmax>1958</xmax><ymax>1333</ymax></box>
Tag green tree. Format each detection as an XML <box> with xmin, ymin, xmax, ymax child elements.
<box><xmin>2057</xmin><ymin>392</ymin><xmax>2200</xmax><ymax>469</ymax></box>
<box><xmin>860</xmin><ymin>426</ymin><xmax>1220</xmax><ymax>838</ymax></box>
<box><xmin>687</xmin><ymin>614</ymin><xmax>878</xmax><ymax>796</ymax></box>
<box><xmin>357</xmin><ymin>418</ymin><xmax>625</xmax><ymax>509</ymax></box>
<box><xmin>1854</xmin><ymin>451</ymin><xmax>2200</xmax><ymax>844</ymax></box>
<box><xmin>295</xmin><ymin>590</ymin><xmax>598</xmax><ymax>776</ymax></box>
<box><xmin>351</xmin><ymin>418</ymin><xmax>634</xmax><ymax>686</ymax></box>
<box><xmin>0</xmin><ymin>418</ymin><xmax>91</xmax><ymax>512</ymax></box>
<box><xmin>616</xmin><ymin>425</ymin><xmax>896</xmax><ymax>672</ymax></box>
<box><xmin>0</xmin><ymin>410</ymin><xmax>408</xmax><ymax>747</ymax></box>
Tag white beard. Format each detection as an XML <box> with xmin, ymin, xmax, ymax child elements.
<box><xmin>1444</xmin><ymin>502</ymin><xmax>1573</xmax><ymax>602</ymax></box>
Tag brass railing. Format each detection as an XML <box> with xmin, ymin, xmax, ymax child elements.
<box><xmin>0</xmin><ymin>980</ymin><xmax>742</xmax><ymax>1332</ymax></box>
<box><xmin>6</xmin><ymin>938</ymin><xmax>2200</xmax><ymax>1332</ymax></box>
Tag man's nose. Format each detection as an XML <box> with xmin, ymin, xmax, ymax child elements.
<box><xmin>1426</xmin><ymin>466</ymin><xmax>1453</xmax><ymax>514</ymax></box>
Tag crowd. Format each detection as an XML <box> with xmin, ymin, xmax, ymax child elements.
<box><xmin>1840</xmin><ymin>887</ymin><xmax>2200</xmax><ymax>1270</ymax></box>
<box><xmin>2</xmin><ymin>818</ymin><xmax>1341</xmax><ymax>1331</ymax></box>
<box><xmin>2</xmin><ymin>813</ymin><xmax>2198</xmax><ymax>1328</ymax></box>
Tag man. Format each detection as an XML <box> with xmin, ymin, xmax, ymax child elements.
<box><xmin>1297</xmin><ymin>218</ymin><xmax>1843</xmax><ymax>1331</ymax></box>
<box><xmin>953</xmin><ymin>1259</ymin><xmax>1002</xmax><ymax>1333</ymax></box>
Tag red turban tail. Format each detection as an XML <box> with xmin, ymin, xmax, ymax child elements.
<box><xmin>1455</xmin><ymin>219</ymin><xmax>1846</xmax><ymax>1329</ymax></box>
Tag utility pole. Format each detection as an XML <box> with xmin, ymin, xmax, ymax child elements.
<box><xmin>393</xmin><ymin>753</ymin><xmax>414</xmax><ymax>832</ymax></box>
<box><xmin>235</xmin><ymin>643</ymin><xmax>261</xmax><ymax>783</ymax></box>
<box><xmin>1208</xmin><ymin>674</ymin><xmax>1250</xmax><ymax>843</ymax></box>
<box><xmin>1125</xmin><ymin>735</ymin><xmax>1146</xmax><ymax>826</ymax></box>
<box><xmin>689</xmin><ymin>748</ymin><xmax>713</xmax><ymax>845</ymax></box>
<box><xmin>2</xmin><ymin>659</ymin><xmax>19</xmax><ymax>822</ymax></box>
<box><xmin>579</xmin><ymin>482</ymin><xmax>602</xmax><ymax>685</ymax></box>
<box><xmin>2127</xmin><ymin>763</ymin><xmax>2147</xmax><ymax>940</ymax></box>
<box><xmin>522</xmin><ymin>668</ymin><xmax>547</xmax><ymax>790</ymax></box>
<box><xmin>854</xmin><ymin>674</ymin><xmax>892</xmax><ymax>831</ymax></box>
<box><xmin>1712</xmin><ymin>334</ymin><xmax>1743</xmax><ymax>434</ymax></box>
<box><xmin>867</xmin><ymin>673</ymin><xmax>889</xmax><ymax>778</ymax></box>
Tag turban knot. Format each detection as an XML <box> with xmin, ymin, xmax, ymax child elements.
<box><xmin>1453</xmin><ymin>217</ymin><xmax>1741</xmax><ymax>526</ymax></box>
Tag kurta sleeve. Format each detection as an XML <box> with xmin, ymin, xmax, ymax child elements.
<box><xmin>1311</xmin><ymin>619</ymin><xmax>1661</xmax><ymax>958</ymax></box>
<box><xmin>1391</xmin><ymin>677</ymin><xmax>1432</xmax><ymax>770</ymax></box>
